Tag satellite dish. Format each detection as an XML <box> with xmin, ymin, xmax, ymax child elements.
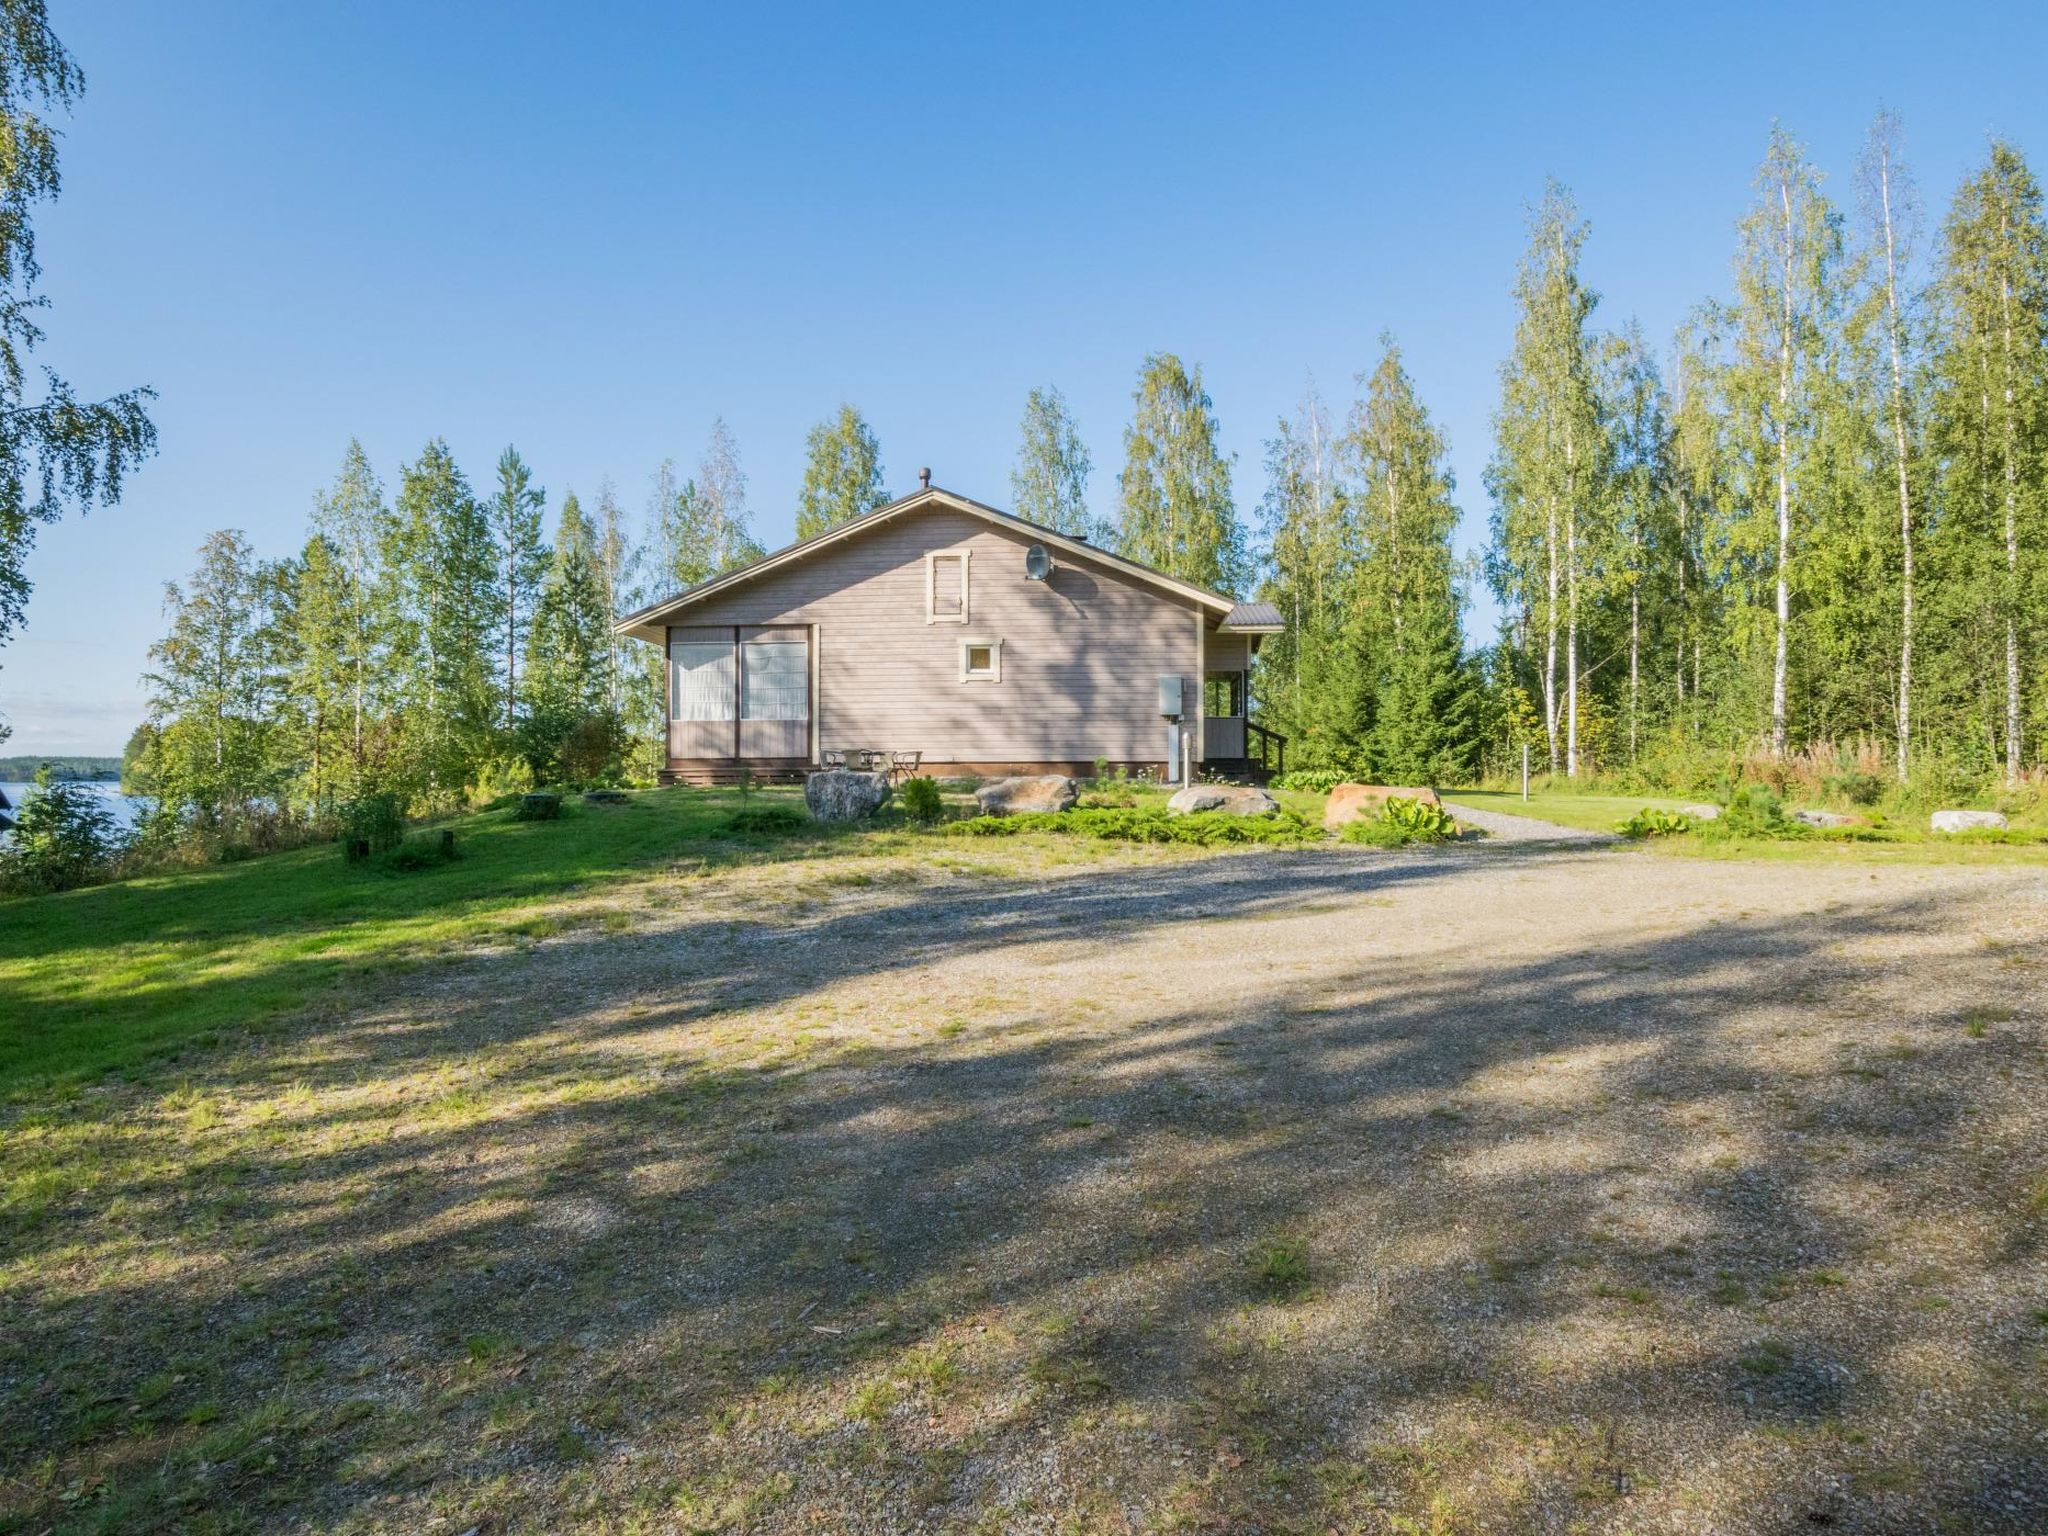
<box><xmin>1024</xmin><ymin>543</ymin><xmax>1053</xmax><ymax>581</ymax></box>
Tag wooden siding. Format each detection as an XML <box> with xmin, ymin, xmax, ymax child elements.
<box><xmin>666</xmin><ymin>509</ymin><xmax>1202</xmax><ymax>765</ymax></box>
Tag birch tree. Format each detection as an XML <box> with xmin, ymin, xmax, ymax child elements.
<box><xmin>1011</xmin><ymin>385</ymin><xmax>1098</xmax><ymax>539</ymax></box>
<box><xmin>1116</xmin><ymin>353</ymin><xmax>1246</xmax><ymax>594</ymax></box>
<box><xmin>308</xmin><ymin>439</ymin><xmax>385</xmax><ymax>789</ymax></box>
<box><xmin>795</xmin><ymin>405</ymin><xmax>887</xmax><ymax>539</ymax></box>
<box><xmin>1931</xmin><ymin>141</ymin><xmax>2047</xmax><ymax>784</ymax></box>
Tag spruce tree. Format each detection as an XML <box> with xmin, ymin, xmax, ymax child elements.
<box><xmin>523</xmin><ymin>491</ymin><xmax>616</xmax><ymax>776</ymax></box>
<box><xmin>1115</xmin><ymin>353</ymin><xmax>1246</xmax><ymax>593</ymax></box>
<box><xmin>795</xmin><ymin>405</ymin><xmax>887</xmax><ymax>539</ymax></box>
<box><xmin>279</xmin><ymin>532</ymin><xmax>354</xmax><ymax>814</ymax></box>
<box><xmin>486</xmin><ymin>446</ymin><xmax>548</xmax><ymax>734</ymax></box>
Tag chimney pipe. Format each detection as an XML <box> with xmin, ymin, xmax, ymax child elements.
<box><xmin>918</xmin><ymin>466</ymin><xmax>931</xmax><ymax>490</ymax></box>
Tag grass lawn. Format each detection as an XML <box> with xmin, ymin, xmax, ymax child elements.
<box><xmin>3</xmin><ymin>810</ymin><xmax>2044</xmax><ymax>1532</ymax></box>
<box><xmin>1442</xmin><ymin>786</ymin><xmax>1696</xmax><ymax>833</ymax></box>
<box><xmin>0</xmin><ymin>786</ymin><xmax>1146</xmax><ymax>1100</ymax></box>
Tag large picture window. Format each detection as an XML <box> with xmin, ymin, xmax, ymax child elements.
<box><xmin>670</xmin><ymin>638</ymin><xmax>735</xmax><ymax>721</ymax></box>
<box><xmin>742</xmin><ymin>636</ymin><xmax>809</xmax><ymax>721</ymax></box>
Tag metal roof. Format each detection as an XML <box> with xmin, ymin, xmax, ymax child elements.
<box><xmin>1220</xmin><ymin>601</ymin><xmax>1285</xmax><ymax>632</ymax></box>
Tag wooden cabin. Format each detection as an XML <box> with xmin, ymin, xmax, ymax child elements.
<box><xmin>613</xmin><ymin>483</ymin><xmax>1285</xmax><ymax>785</ymax></box>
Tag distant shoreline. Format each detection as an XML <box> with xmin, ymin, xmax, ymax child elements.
<box><xmin>0</xmin><ymin>757</ymin><xmax>123</xmax><ymax>783</ymax></box>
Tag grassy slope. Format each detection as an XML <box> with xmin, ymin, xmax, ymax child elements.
<box><xmin>0</xmin><ymin>789</ymin><xmax>831</xmax><ymax>1096</ymax></box>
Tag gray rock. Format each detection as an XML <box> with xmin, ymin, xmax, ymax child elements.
<box><xmin>582</xmin><ymin>789</ymin><xmax>630</xmax><ymax>805</ymax></box>
<box><xmin>1677</xmin><ymin>802</ymin><xmax>1722</xmax><ymax>821</ymax></box>
<box><xmin>804</xmin><ymin>768</ymin><xmax>892</xmax><ymax>822</ymax></box>
<box><xmin>1931</xmin><ymin>808</ymin><xmax>2008</xmax><ymax>833</ymax></box>
<box><xmin>974</xmin><ymin>775</ymin><xmax>1079</xmax><ymax>815</ymax></box>
<box><xmin>1167</xmin><ymin>785</ymin><xmax>1280</xmax><ymax>817</ymax></box>
<box><xmin>1791</xmin><ymin>808</ymin><xmax>1856</xmax><ymax>828</ymax></box>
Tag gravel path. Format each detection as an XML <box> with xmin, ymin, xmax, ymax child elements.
<box><xmin>14</xmin><ymin>840</ymin><xmax>2048</xmax><ymax>1535</ymax></box>
<box><xmin>1443</xmin><ymin>797</ymin><xmax>1622</xmax><ymax>843</ymax></box>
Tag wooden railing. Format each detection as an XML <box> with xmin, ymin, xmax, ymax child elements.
<box><xmin>1246</xmin><ymin>720</ymin><xmax>1287</xmax><ymax>779</ymax></box>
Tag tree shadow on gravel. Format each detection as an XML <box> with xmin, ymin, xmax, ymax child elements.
<box><xmin>4</xmin><ymin>847</ymin><xmax>2045</xmax><ymax>1533</ymax></box>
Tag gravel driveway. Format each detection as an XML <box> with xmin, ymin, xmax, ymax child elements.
<box><xmin>13</xmin><ymin>839</ymin><xmax>2048</xmax><ymax>1534</ymax></box>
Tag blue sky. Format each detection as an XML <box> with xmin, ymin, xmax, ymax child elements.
<box><xmin>8</xmin><ymin>0</ymin><xmax>2048</xmax><ymax>753</ymax></box>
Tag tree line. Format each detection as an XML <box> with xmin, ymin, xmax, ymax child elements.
<box><xmin>129</xmin><ymin>111</ymin><xmax>2048</xmax><ymax>835</ymax></box>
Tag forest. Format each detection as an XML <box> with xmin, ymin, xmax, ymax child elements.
<box><xmin>4</xmin><ymin>110</ymin><xmax>2026</xmax><ymax>877</ymax></box>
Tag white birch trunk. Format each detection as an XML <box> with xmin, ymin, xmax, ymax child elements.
<box><xmin>1877</xmin><ymin>146</ymin><xmax>1915</xmax><ymax>785</ymax></box>
<box><xmin>1772</xmin><ymin>177</ymin><xmax>1794</xmax><ymax>760</ymax></box>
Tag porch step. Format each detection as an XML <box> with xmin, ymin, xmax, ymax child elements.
<box><xmin>659</xmin><ymin>765</ymin><xmax>809</xmax><ymax>788</ymax></box>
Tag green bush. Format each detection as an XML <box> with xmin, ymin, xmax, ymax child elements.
<box><xmin>943</xmin><ymin>807</ymin><xmax>1321</xmax><ymax>847</ymax></box>
<box><xmin>512</xmin><ymin>792</ymin><xmax>563</xmax><ymax>822</ymax></box>
<box><xmin>1823</xmin><ymin>769</ymin><xmax>1884</xmax><ymax>807</ymax></box>
<box><xmin>1617</xmin><ymin>807</ymin><xmax>1697</xmax><ymax>839</ymax></box>
<box><xmin>0</xmin><ymin>772</ymin><xmax>129</xmax><ymax>894</ymax></box>
<box><xmin>898</xmin><ymin>775</ymin><xmax>944</xmax><ymax>825</ymax></box>
<box><xmin>380</xmin><ymin>833</ymin><xmax>459</xmax><ymax>873</ymax></box>
<box><xmin>340</xmin><ymin>793</ymin><xmax>405</xmax><ymax>853</ymax></box>
<box><xmin>1271</xmin><ymin>767</ymin><xmax>1349</xmax><ymax>793</ymax></box>
<box><xmin>1707</xmin><ymin>783</ymin><xmax>1793</xmax><ymax>840</ymax></box>
<box><xmin>1338</xmin><ymin>795</ymin><xmax>1462</xmax><ymax>849</ymax></box>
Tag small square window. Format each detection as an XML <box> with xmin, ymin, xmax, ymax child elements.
<box><xmin>960</xmin><ymin>638</ymin><xmax>1001</xmax><ymax>682</ymax></box>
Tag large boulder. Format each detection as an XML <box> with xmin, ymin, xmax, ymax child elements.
<box><xmin>1931</xmin><ymin>808</ymin><xmax>2009</xmax><ymax>833</ymax></box>
<box><xmin>1791</xmin><ymin>808</ymin><xmax>1858</xmax><ymax>829</ymax></box>
<box><xmin>804</xmin><ymin>768</ymin><xmax>892</xmax><ymax>822</ymax></box>
<box><xmin>1676</xmin><ymin>802</ymin><xmax>1723</xmax><ymax>821</ymax></box>
<box><xmin>1322</xmin><ymin>783</ymin><xmax>1440</xmax><ymax>830</ymax></box>
<box><xmin>1167</xmin><ymin>785</ymin><xmax>1279</xmax><ymax>816</ymax></box>
<box><xmin>973</xmin><ymin>775</ymin><xmax>1079</xmax><ymax>816</ymax></box>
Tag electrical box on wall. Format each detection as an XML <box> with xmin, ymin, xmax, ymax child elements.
<box><xmin>1158</xmin><ymin>675</ymin><xmax>1184</xmax><ymax>719</ymax></box>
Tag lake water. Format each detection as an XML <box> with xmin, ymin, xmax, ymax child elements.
<box><xmin>0</xmin><ymin>780</ymin><xmax>153</xmax><ymax>834</ymax></box>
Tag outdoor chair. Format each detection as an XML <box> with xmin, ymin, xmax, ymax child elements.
<box><xmin>890</xmin><ymin>751</ymin><xmax>922</xmax><ymax>782</ymax></box>
<box><xmin>821</xmin><ymin>748</ymin><xmax>847</xmax><ymax>768</ymax></box>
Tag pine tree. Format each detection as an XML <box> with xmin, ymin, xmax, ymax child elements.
<box><xmin>1115</xmin><ymin>353</ymin><xmax>1246</xmax><ymax>593</ymax></box>
<box><xmin>795</xmin><ymin>405</ymin><xmax>887</xmax><ymax>539</ymax></box>
<box><xmin>523</xmin><ymin>490</ymin><xmax>616</xmax><ymax>776</ymax></box>
<box><xmin>486</xmin><ymin>446</ymin><xmax>548</xmax><ymax>734</ymax></box>
<box><xmin>1011</xmin><ymin>386</ymin><xmax>1098</xmax><ymax>538</ymax></box>
<box><xmin>1344</xmin><ymin>340</ymin><xmax>1473</xmax><ymax>780</ymax></box>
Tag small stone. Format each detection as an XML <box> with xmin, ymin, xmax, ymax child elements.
<box><xmin>1931</xmin><ymin>808</ymin><xmax>2008</xmax><ymax>833</ymax></box>
<box><xmin>804</xmin><ymin>768</ymin><xmax>892</xmax><ymax>822</ymax></box>
<box><xmin>1166</xmin><ymin>785</ymin><xmax>1279</xmax><ymax>816</ymax></box>
<box><xmin>1677</xmin><ymin>802</ymin><xmax>1722</xmax><ymax>821</ymax></box>
<box><xmin>1322</xmin><ymin>783</ymin><xmax>1441</xmax><ymax>830</ymax></box>
<box><xmin>973</xmin><ymin>775</ymin><xmax>1079</xmax><ymax>815</ymax></box>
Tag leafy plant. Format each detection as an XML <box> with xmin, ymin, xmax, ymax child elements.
<box><xmin>1272</xmin><ymin>767</ymin><xmax>1350</xmax><ymax>793</ymax></box>
<box><xmin>0</xmin><ymin>771</ymin><xmax>129</xmax><ymax>893</ymax></box>
<box><xmin>1707</xmin><ymin>783</ymin><xmax>1794</xmax><ymax>840</ymax></box>
<box><xmin>898</xmin><ymin>775</ymin><xmax>944</xmax><ymax>825</ymax></box>
<box><xmin>1247</xmin><ymin>1237</ymin><xmax>1311</xmax><ymax>1297</ymax></box>
<box><xmin>1617</xmin><ymin>807</ymin><xmax>1697</xmax><ymax>839</ymax></box>
<box><xmin>1337</xmin><ymin>796</ymin><xmax>1461</xmax><ymax>849</ymax></box>
<box><xmin>339</xmin><ymin>793</ymin><xmax>405</xmax><ymax>853</ymax></box>
<box><xmin>1823</xmin><ymin>769</ymin><xmax>1884</xmax><ymax>806</ymax></box>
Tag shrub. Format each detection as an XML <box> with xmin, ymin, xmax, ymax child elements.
<box><xmin>340</xmin><ymin>793</ymin><xmax>405</xmax><ymax>854</ymax></box>
<box><xmin>1823</xmin><ymin>769</ymin><xmax>1884</xmax><ymax>807</ymax></box>
<box><xmin>1617</xmin><ymin>807</ymin><xmax>1697</xmax><ymax>839</ymax></box>
<box><xmin>943</xmin><ymin>807</ymin><xmax>1321</xmax><ymax>847</ymax></box>
<box><xmin>898</xmin><ymin>775</ymin><xmax>944</xmax><ymax>825</ymax></box>
<box><xmin>381</xmin><ymin>832</ymin><xmax>459</xmax><ymax>873</ymax></box>
<box><xmin>512</xmin><ymin>792</ymin><xmax>563</xmax><ymax>822</ymax></box>
<box><xmin>1271</xmin><ymin>767</ymin><xmax>1348</xmax><ymax>793</ymax></box>
<box><xmin>0</xmin><ymin>772</ymin><xmax>129</xmax><ymax>894</ymax></box>
<box><xmin>1709</xmin><ymin>783</ymin><xmax>1794</xmax><ymax>840</ymax></box>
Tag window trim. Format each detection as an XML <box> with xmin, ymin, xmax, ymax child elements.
<box><xmin>926</xmin><ymin>549</ymin><xmax>970</xmax><ymax>624</ymax></box>
<box><xmin>959</xmin><ymin>636</ymin><xmax>1002</xmax><ymax>683</ymax></box>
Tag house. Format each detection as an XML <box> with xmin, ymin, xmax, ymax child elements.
<box><xmin>613</xmin><ymin>481</ymin><xmax>1285</xmax><ymax>785</ymax></box>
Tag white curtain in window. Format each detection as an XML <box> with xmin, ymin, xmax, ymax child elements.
<box><xmin>670</xmin><ymin>639</ymin><xmax>735</xmax><ymax>721</ymax></box>
<box><xmin>742</xmin><ymin>638</ymin><xmax>809</xmax><ymax>721</ymax></box>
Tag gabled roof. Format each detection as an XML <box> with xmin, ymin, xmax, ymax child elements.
<box><xmin>614</xmin><ymin>485</ymin><xmax>1264</xmax><ymax>641</ymax></box>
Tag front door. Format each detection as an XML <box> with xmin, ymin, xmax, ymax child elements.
<box><xmin>1203</xmin><ymin>670</ymin><xmax>1246</xmax><ymax>759</ymax></box>
<box><xmin>667</xmin><ymin>625</ymin><xmax>812</xmax><ymax>762</ymax></box>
